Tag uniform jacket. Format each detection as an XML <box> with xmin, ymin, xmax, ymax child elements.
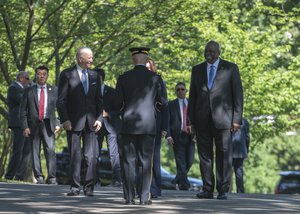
<box><xmin>114</xmin><ymin>65</ymin><xmax>167</xmax><ymax>135</ymax></box>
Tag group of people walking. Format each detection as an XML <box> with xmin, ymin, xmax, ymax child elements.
<box><xmin>5</xmin><ymin>40</ymin><xmax>250</xmax><ymax>205</ymax></box>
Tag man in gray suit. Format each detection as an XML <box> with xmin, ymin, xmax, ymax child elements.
<box><xmin>232</xmin><ymin>118</ymin><xmax>250</xmax><ymax>193</ymax></box>
<box><xmin>20</xmin><ymin>66</ymin><xmax>59</xmax><ymax>184</ymax></box>
<box><xmin>5</xmin><ymin>71</ymin><xmax>31</xmax><ymax>180</ymax></box>
<box><xmin>188</xmin><ymin>41</ymin><xmax>243</xmax><ymax>200</ymax></box>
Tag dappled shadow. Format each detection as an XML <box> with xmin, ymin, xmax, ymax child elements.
<box><xmin>0</xmin><ymin>182</ymin><xmax>300</xmax><ymax>213</ymax></box>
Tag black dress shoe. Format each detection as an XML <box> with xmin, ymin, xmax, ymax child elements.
<box><xmin>140</xmin><ymin>200</ymin><xmax>152</xmax><ymax>205</ymax></box>
<box><xmin>47</xmin><ymin>179</ymin><xmax>58</xmax><ymax>185</ymax></box>
<box><xmin>67</xmin><ymin>190</ymin><xmax>80</xmax><ymax>196</ymax></box>
<box><xmin>151</xmin><ymin>194</ymin><xmax>158</xmax><ymax>199</ymax></box>
<box><xmin>217</xmin><ymin>193</ymin><xmax>228</xmax><ymax>200</ymax></box>
<box><xmin>196</xmin><ymin>191</ymin><xmax>214</xmax><ymax>199</ymax></box>
<box><xmin>125</xmin><ymin>200</ymin><xmax>135</xmax><ymax>205</ymax></box>
<box><xmin>84</xmin><ymin>190</ymin><xmax>94</xmax><ymax>197</ymax></box>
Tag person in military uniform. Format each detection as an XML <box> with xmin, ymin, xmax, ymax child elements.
<box><xmin>114</xmin><ymin>47</ymin><xmax>167</xmax><ymax>205</ymax></box>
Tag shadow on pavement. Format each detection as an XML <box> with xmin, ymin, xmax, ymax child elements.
<box><xmin>0</xmin><ymin>182</ymin><xmax>300</xmax><ymax>213</ymax></box>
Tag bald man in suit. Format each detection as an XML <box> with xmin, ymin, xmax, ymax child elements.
<box><xmin>188</xmin><ymin>41</ymin><xmax>243</xmax><ymax>200</ymax></box>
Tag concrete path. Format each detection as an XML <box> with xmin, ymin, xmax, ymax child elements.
<box><xmin>0</xmin><ymin>182</ymin><xmax>300</xmax><ymax>213</ymax></box>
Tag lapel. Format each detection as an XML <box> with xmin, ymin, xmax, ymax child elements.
<box><xmin>74</xmin><ymin>67</ymin><xmax>86</xmax><ymax>95</ymax></box>
<box><xmin>47</xmin><ymin>83</ymin><xmax>52</xmax><ymax>106</ymax></box>
<box><xmin>211</xmin><ymin>59</ymin><xmax>225</xmax><ymax>91</ymax></box>
<box><xmin>175</xmin><ymin>99</ymin><xmax>182</xmax><ymax>123</ymax></box>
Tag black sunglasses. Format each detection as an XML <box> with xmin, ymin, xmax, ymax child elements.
<box><xmin>176</xmin><ymin>88</ymin><xmax>185</xmax><ymax>91</ymax></box>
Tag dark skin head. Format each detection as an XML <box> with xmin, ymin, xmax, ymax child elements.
<box><xmin>204</xmin><ymin>41</ymin><xmax>220</xmax><ymax>64</ymax></box>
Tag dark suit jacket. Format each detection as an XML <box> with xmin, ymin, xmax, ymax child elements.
<box><xmin>115</xmin><ymin>65</ymin><xmax>166</xmax><ymax>135</ymax></box>
<box><xmin>101</xmin><ymin>84</ymin><xmax>121</xmax><ymax>133</ymax></box>
<box><xmin>56</xmin><ymin>65</ymin><xmax>103</xmax><ymax>131</ymax></box>
<box><xmin>167</xmin><ymin>98</ymin><xmax>188</xmax><ymax>140</ymax></box>
<box><xmin>7</xmin><ymin>81</ymin><xmax>25</xmax><ymax>128</ymax></box>
<box><xmin>188</xmin><ymin>58</ymin><xmax>243</xmax><ymax>130</ymax></box>
<box><xmin>20</xmin><ymin>84</ymin><xmax>57</xmax><ymax>133</ymax></box>
<box><xmin>232</xmin><ymin>118</ymin><xmax>250</xmax><ymax>159</ymax></box>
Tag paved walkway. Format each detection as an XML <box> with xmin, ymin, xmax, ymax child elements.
<box><xmin>0</xmin><ymin>182</ymin><xmax>300</xmax><ymax>213</ymax></box>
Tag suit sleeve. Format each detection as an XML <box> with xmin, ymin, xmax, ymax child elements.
<box><xmin>161</xmin><ymin>81</ymin><xmax>169</xmax><ymax>131</ymax></box>
<box><xmin>188</xmin><ymin>67</ymin><xmax>197</xmax><ymax>126</ymax></box>
<box><xmin>114</xmin><ymin>74</ymin><xmax>125</xmax><ymax>111</ymax></box>
<box><xmin>232</xmin><ymin>64</ymin><xmax>243</xmax><ymax>125</ymax></box>
<box><xmin>244</xmin><ymin>119</ymin><xmax>250</xmax><ymax>153</ymax></box>
<box><xmin>56</xmin><ymin>71</ymin><xmax>70</xmax><ymax>123</ymax></box>
<box><xmin>20</xmin><ymin>88</ymin><xmax>29</xmax><ymax>130</ymax></box>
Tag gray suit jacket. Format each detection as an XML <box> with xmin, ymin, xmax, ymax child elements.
<box><xmin>188</xmin><ymin>58</ymin><xmax>243</xmax><ymax>130</ymax></box>
<box><xmin>20</xmin><ymin>84</ymin><xmax>57</xmax><ymax>133</ymax></box>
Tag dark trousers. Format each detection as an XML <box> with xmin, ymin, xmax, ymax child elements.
<box><xmin>5</xmin><ymin>128</ymin><xmax>29</xmax><ymax>180</ymax></box>
<box><xmin>150</xmin><ymin>134</ymin><xmax>162</xmax><ymax>196</ymax></box>
<box><xmin>67</xmin><ymin>127</ymin><xmax>96</xmax><ymax>191</ymax></box>
<box><xmin>232</xmin><ymin>158</ymin><xmax>244</xmax><ymax>193</ymax></box>
<box><xmin>196</xmin><ymin>116</ymin><xmax>232</xmax><ymax>194</ymax></box>
<box><xmin>173</xmin><ymin>132</ymin><xmax>195</xmax><ymax>190</ymax></box>
<box><xmin>31</xmin><ymin>120</ymin><xmax>56</xmax><ymax>181</ymax></box>
<box><xmin>121</xmin><ymin>134</ymin><xmax>155</xmax><ymax>203</ymax></box>
<box><xmin>97</xmin><ymin>118</ymin><xmax>121</xmax><ymax>183</ymax></box>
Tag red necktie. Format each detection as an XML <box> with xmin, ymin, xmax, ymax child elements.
<box><xmin>39</xmin><ymin>86</ymin><xmax>45</xmax><ymax>121</ymax></box>
<box><xmin>182</xmin><ymin>100</ymin><xmax>188</xmax><ymax>133</ymax></box>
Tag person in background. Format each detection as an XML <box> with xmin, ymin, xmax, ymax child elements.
<box><xmin>188</xmin><ymin>40</ymin><xmax>243</xmax><ymax>200</ymax></box>
<box><xmin>146</xmin><ymin>59</ymin><xmax>168</xmax><ymax>198</ymax></box>
<box><xmin>166</xmin><ymin>82</ymin><xmax>195</xmax><ymax>190</ymax></box>
<box><xmin>232</xmin><ymin>117</ymin><xmax>250</xmax><ymax>193</ymax></box>
<box><xmin>56</xmin><ymin>47</ymin><xmax>103</xmax><ymax>196</ymax></box>
<box><xmin>114</xmin><ymin>47</ymin><xmax>166</xmax><ymax>205</ymax></box>
<box><xmin>94</xmin><ymin>67</ymin><xmax>122</xmax><ymax>187</ymax></box>
<box><xmin>5</xmin><ymin>71</ymin><xmax>31</xmax><ymax>181</ymax></box>
<box><xmin>20</xmin><ymin>66</ymin><xmax>59</xmax><ymax>184</ymax></box>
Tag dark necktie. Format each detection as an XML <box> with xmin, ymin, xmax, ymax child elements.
<box><xmin>208</xmin><ymin>65</ymin><xmax>215</xmax><ymax>90</ymax></box>
<box><xmin>39</xmin><ymin>86</ymin><xmax>45</xmax><ymax>121</ymax></box>
<box><xmin>82</xmin><ymin>69</ymin><xmax>88</xmax><ymax>94</ymax></box>
<box><xmin>182</xmin><ymin>100</ymin><xmax>188</xmax><ymax>133</ymax></box>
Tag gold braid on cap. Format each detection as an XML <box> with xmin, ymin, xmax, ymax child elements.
<box><xmin>131</xmin><ymin>50</ymin><xmax>149</xmax><ymax>56</ymax></box>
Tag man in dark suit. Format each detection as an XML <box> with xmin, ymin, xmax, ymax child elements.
<box><xmin>232</xmin><ymin>117</ymin><xmax>250</xmax><ymax>193</ymax></box>
<box><xmin>57</xmin><ymin>47</ymin><xmax>102</xmax><ymax>196</ymax></box>
<box><xmin>115</xmin><ymin>47</ymin><xmax>166</xmax><ymax>205</ymax></box>
<box><xmin>20</xmin><ymin>66</ymin><xmax>58</xmax><ymax>184</ymax></box>
<box><xmin>188</xmin><ymin>40</ymin><xmax>243</xmax><ymax>200</ymax></box>
<box><xmin>5</xmin><ymin>71</ymin><xmax>31</xmax><ymax>181</ymax></box>
<box><xmin>94</xmin><ymin>68</ymin><xmax>122</xmax><ymax>187</ymax></box>
<box><xmin>166</xmin><ymin>82</ymin><xmax>195</xmax><ymax>191</ymax></box>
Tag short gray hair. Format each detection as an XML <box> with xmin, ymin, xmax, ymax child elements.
<box><xmin>76</xmin><ymin>46</ymin><xmax>92</xmax><ymax>61</ymax></box>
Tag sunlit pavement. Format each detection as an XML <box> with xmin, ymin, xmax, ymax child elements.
<box><xmin>0</xmin><ymin>182</ymin><xmax>300</xmax><ymax>213</ymax></box>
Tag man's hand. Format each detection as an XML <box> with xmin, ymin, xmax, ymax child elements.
<box><xmin>23</xmin><ymin>128</ymin><xmax>30</xmax><ymax>137</ymax></box>
<box><xmin>161</xmin><ymin>130</ymin><xmax>167</xmax><ymax>138</ymax></box>
<box><xmin>55</xmin><ymin>126</ymin><xmax>60</xmax><ymax>134</ymax></box>
<box><xmin>93</xmin><ymin>120</ymin><xmax>102</xmax><ymax>132</ymax></box>
<box><xmin>231</xmin><ymin>123</ymin><xmax>241</xmax><ymax>132</ymax></box>
<box><xmin>167</xmin><ymin>137</ymin><xmax>174</xmax><ymax>147</ymax></box>
<box><xmin>63</xmin><ymin>120</ymin><xmax>72</xmax><ymax>131</ymax></box>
